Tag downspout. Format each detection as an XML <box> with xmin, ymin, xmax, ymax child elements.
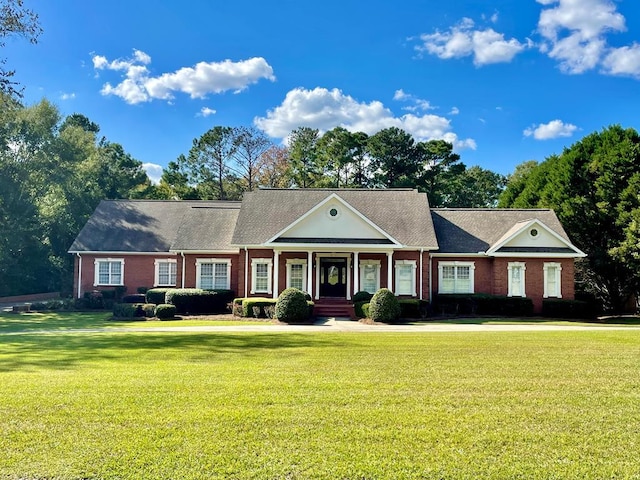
<box><xmin>76</xmin><ymin>253</ymin><xmax>82</xmax><ymax>299</ymax></box>
<box><xmin>244</xmin><ymin>247</ymin><xmax>249</xmax><ymax>298</ymax></box>
<box><xmin>180</xmin><ymin>252</ymin><xmax>186</xmax><ymax>288</ymax></box>
<box><xmin>428</xmin><ymin>254</ymin><xmax>433</xmax><ymax>303</ymax></box>
<box><xmin>419</xmin><ymin>248</ymin><xmax>423</xmax><ymax>300</ymax></box>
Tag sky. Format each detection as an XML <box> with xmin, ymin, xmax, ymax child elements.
<box><xmin>6</xmin><ymin>0</ymin><xmax>640</xmax><ymax>183</ymax></box>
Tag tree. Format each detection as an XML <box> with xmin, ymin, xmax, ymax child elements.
<box><xmin>316</xmin><ymin>127</ymin><xmax>371</xmax><ymax>188</ymax></box>
<box><xmin>288</xmin><ymin>127</ymin><xmax>321</xmax><ymax>188</ymax></box>
<box><xmin>1</xmin><ymin>0</ymin><xmax>42</xmax><ymax>99</ymax></box>
<box><xmin>255</xmin><ymin>145</ymin><xmax>292</xmax><ymax>188</ymax></box>
<box><xmin>498</xmin><ymin>125</ymin><xmax>640</xmax><ymax>312</ymax></box>
<box><xmin>414</xmin><ymin>139</ymin><xmax>464</xmax><ymax>207</ymax></box>
<box><xmin>440</xmin><ymin>165</ymin><xmax>506</xmax><ymax>208</ymax></box>
<box><xmin>231</xmin><ymin>126</ymin><xmax>272</xmax><ymax>192</ymax></box>
<box><xmin>367</xmin><ymin>127</ymin><xmax>418</xmax><ymax>188</ymax></box>
<box><xmin>185</xmin><ymin>126</ymin><xmax>237</xmax><ymax>200</ymax></box>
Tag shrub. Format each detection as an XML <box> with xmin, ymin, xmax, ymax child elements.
<box><xmin>369</xmin><ymin>288</ymin><xmax>401</xmax><ymax>323</ymax></box>
<box><xmin>137</xmin><ymin>286</ymin><xmax>150</xmax><ymax>294</ymax></box>
<box><xmin>434</xmin><ymin>294</ymin><xmax>533</xmax><ymax>317</ymax></box>
<box><xmin>146</xmin><ymin>288</ymin><xmax>172</xmax><ymax>305</ymax></box>
<box><xmin>354</xmin><ymin>301</ymin><xmax>369</xmax><ymax>318</ymax></box>
<box><xmin>353</xmin><ymin>291</ymin><xmax>374</xmax><ymax>303</ymax></box>
<box><xmin>84</xmin><ymin>290</ymin><xmax>105</xmax><ymax>309</ymax></box>
<box><xmin>155</xmin><ymin>304</ymin><xmax>177</xmax><ymax>320</ymax></box>
<box><xmin>398</xmin><ymin>299</ymin><xmax>430</xmax><ymax>318</ymax></box>
<box><xmin>113</xmin><ymin>303</ymin><xmax>155</xmax><ymax>319</ymax></box>
<box><xmin>165</xmin><ymin>288</ymin><xmax>235</xmax><ymax>314</ymax></box>
<box><xmin>122</xmin><ymin>294</ymin><xmax>146</xmax><ymax>304</ymax></box>
<box><xmin>241</xmin><ymin>298</ymin><xmax>277</xmax><ymax>318</ymax></box>
<box><xmin>542</xmin><ymin>299</ymin><xmax>593</xmax><ymax>319</ymax></box>
<box><xmin>362</xmin><ymin>303</ymin><xmax>371</xmax><ymax>318</ymax></box>
<box><xmin>275</xmin><ymin>288</ymin><xmax>312</xmax><ymax>324</ymax></box>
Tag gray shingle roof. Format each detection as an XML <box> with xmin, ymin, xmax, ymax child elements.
<box><xmin>231</xmin><ymin>189</ymin><xmax>438</xmax><ymax>248</ymax></box>
<box><xmin>431</xmin><ymin>208</ymin><xmax>571</xmax><ymax>253</ymax></box>
<box><xmin>68</xmin><ymin>200</ymin><xmax>240</xmax><ymax>253</ymax></box>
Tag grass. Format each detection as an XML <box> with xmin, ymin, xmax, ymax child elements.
<box><xmin>1</xmin><ymin>315</ymin><xmax>640</xmax><ymax>478</ymax></box>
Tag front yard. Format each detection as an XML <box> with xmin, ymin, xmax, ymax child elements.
<box><xmin>1</xmin><ymin>313</ymin><xmax>639</xmax><ymax>479</ymax></box>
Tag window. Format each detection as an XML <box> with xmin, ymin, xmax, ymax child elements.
<box><xmin>94</xmin><ymin>258</ymin><xmax>124</xmax><ymax>286</ymax></box>
<box><xmin>438</xmin><ymin>261</ymin><xmax>475</xmax><ymax>294</ymax></box>
<box><xmin>196</xmin><ymin>259</ymin><xmax>231</xmax><ymax>290</ymax></box>
<box><xmin>508</xmin><ymin>262</ymin><xmax>526</xmax><ymax>297</ymax></box>
<box><xmin>395</xmin><ymin>260</ymin><xmax>416</xmax><ymax>296</ymax></box>
<box><xmin>544</xmin><ymin>262</ymin><xmax>562</xmax><ymax>298</ymax></box>
<box><xmin>286</xmin><ymin>259</ymin><xmax>307</xmax><ymax>292</ymax></box>
<box><xmin>154</xmin><ymin>259</ymin><xmax>177</xmax><ymax>286</ymax></box>
<box><xmin>251</xmin><ymin>258</ymin><xmax>273</xmax><ymax>294</ymax></box>
<box><xmin>359</xmin><ymin>260</ymin><xmax>380</xmax><ymax>294</ymax></box>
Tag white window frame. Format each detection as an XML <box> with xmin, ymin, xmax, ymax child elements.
<box><xmin>438</xmin><ymin>261</ymin><xmax>475</xmax><ymax>294</ymax></box>
<box><xmin>543</xmin><ymin>262</ymin><xmax>562</xmax><ymax>298</ymax></box>
<box><xmin>286</xmin><ymin>259</ymin><xmax>307</xmax><ymax>292</ymax></box>
<box><xmin>395</xmin><ymin>260</ymin><xmax>417</xmax><ymax>296</ymax></box>
<box><xmin>359</xmin><ymin>260</ymin><xmax>381</xmax><ymax>294</ymax></box>
<box><xmin>94</xmin><ymin>258</ymin><xmax>124</xmax><ymax>286</ymax></box>
<box><xmin>251</xmin><ymin>258</ymin><xmax>273</xmax><ymax>294</ymax></box>
<box><xmin>507</xmin><ymin>262</ymin><xmax>526</xmax><ymax>297</ymax></box>
<box><xmin>154</xmin><ymin>259</ymin><xmax>177</xmax><ymax>287</ymax></box>
<box><xmin>196</xmin><ymin>258</ymin><xmax>232</xmax><ymax>290</ymax></box>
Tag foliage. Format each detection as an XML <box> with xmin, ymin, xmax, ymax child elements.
<box><xmin>165</xmin><ymin>288</ymin><xmax>234</xmax><ymax>315</ymax></box>
<box><xmin>238</xmin><ymin>297</ymin><xmax>277</xmax><ymax>318</ymax></box>
<box><xmin>154</xmin><ymin>303</ymin><xmax>177</xmax><ymax>320</ymax></box>
<box><xmin>275</xmin><ymin>287</ymin><xmax>312</xmax><ymax>323</ymax></box>
<box><xmin>499</xmin><ymin>125</ymin><xmax>640</xmax><ymax>313</ymax></box>
<box><xmin>121</xmin><ymin>294</ymin><xmax>146</xmax><ymax>304</ymax></box>
<box><xmin>112</xmin><ymin>303</ymin><xmax>151</xmax><ymax>319</ymax></box>
<box><xmin>542</xmin><ymin>299</ymin><xmax>594</xmax><ymax>319</ymax></box>
<box><xmin>145</xmin><ymin>288</ymin><xmax>171</xmax><ymax>305</ymax></box>
<box><xmin>354</xmin><ymin>301</ymin><xmax>368</xmax><ymax>318</ymax></box>
<box><xmin>434</xmin><ymin>294</ymin><xmax>534</xmax><ymax>317</ymax></box>
<box><xmin>398</xmin><ymin>299</ymin><xmax>430</xmax><ymax>318</ymax></box>
<box><xmin>368</xmin><ymin>288</ymin><xmax>401</xmax><ymax>323</ymax></box>
<box><xmin>287</xmin><ymin>127</ymin><xmax>322</xmax><ymax>188</ymax></box>
<box><xmin>0</xmin><ymin>0</ymin><xmax>42</xmax><ymax>98</ymax></box>
<box><xmin>352</xmin><ymin>290</ymin><xmax>374</xmax><ymax>303</ymax></box>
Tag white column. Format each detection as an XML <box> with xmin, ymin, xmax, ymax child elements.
<box><xmin>353</xmin><ymin>251</ymin><xmax>359</xmax><ymax>293</ymax></box>
<box><xmin>307</xmin><ymin>251</ymin><xmax>313</xmax><ymax>296</ymax></box>
<box><xmin>387</xmin><ymin>251</ymin><xmax>393</xmax><ymax>293</ymax></box>
<box><xmin>272</xmin><ymin>251</ymin><xmax>280</xmax><ymax>299</ymax></box>
<box><xmin>346</xmin><ymin>256</ymin><xmax>352</xmax><ymax>300</ymax></box>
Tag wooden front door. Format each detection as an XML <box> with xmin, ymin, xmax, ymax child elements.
<box><xmin>319</xmin><ymin>258</ymin><xmax>347</xmax><ymax>298</ymax></box>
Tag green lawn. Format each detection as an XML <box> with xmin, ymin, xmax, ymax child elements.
<box><xmin>1</xmin><ymin>318</ymin><xmax>640</xmax><ymax>478</ymax></box>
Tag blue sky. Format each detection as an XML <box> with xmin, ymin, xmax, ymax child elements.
<box><xmin>7</xmin><ymin>0</ymin><xmax>640</xmax><ymax>182</ymax></box>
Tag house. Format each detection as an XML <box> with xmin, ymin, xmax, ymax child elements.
<box><xmin>68</xmin><ymin>188</ymin><xmax>586</xmax><ymax>314</ymax></box>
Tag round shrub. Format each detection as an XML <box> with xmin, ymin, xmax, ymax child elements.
<box><xmin>368</xmin><ymin>288</ymin><xmax>401</xmax><ymax>323</ymax></box>
<box><xmin>155</xmin><ymin>304</ymin><xmax>177</xmax><ymax>320</ymax></box>
<box><xmin>353</xmin><ymin>291</ymin><xmax>373</xmax><ymax>303</ymax></box>
<box><xmin>275</xmin><ymin>288</ymin><xmax>311</xmax><ymax>324</ymax></box>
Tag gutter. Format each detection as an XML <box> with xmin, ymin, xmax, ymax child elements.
<box><xmin>419</xmin><ymin>248</ymin><xmax>423</xmax><ymax>300</ymax></box>
<box><xmin>180</xmin><ymin>252</ymin><xmax>186</xmax><ymax>288</ymax></box>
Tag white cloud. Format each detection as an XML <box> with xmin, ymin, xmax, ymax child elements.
<box><xmin>602</xmin><ymin>43</ymin><xmax>640</xmax><ymax>78</ymax></box>
<box><xmin>60</xmin><ymin>92</ymin><xmax>75</xmax><ymax>100</ymax></box>
<box><xmin>92</xmin><ymin>50</ymin><xmax>275</xmax><ymax>104</ymax></box>
<box><xmin>415</xmin><ymin>18</ymin><xmax>528</xmax><ymax>65</ymax></box>
<box><xmin>142</xmin><ymin>163</ymin><xmax>163</xmax><ymax>184</ymax></box>
<box><xmin>536</xmin><ymin>0</ymin><xmax>629</xmax><ymax>74</ymax></box>
<box><xmin>523</xmin><ymin>119</ymin><xmax>578</xmax><ymax>140</ymax></box>
<box><xmin>254</xmin><ymin>87</ymin><xmax>475</xmax><ymax>150</ymax></box>
<box><xmin>393</xmin><ymin>89</ymin><xmax>435</xmax><ymax>112</ymax></box>
<box><xmin>449</xmin><ymin>107</ymin><xmax>460</xmax><ymax>115</ymax></box>
<box><xmin>197</xmin><ymin>107</ymin><xmax>217</xmax><ymax>117</ymax></box>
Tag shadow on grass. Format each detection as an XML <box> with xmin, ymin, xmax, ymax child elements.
<box><xmin>0</xmin><ymin>332</ymin><xmax>347</xmax><ymax>372</ymax></box>
<box><xmin>419</xmin><ymin>315</ymin><xmax>640</xmax><ymax>325</ymax></box>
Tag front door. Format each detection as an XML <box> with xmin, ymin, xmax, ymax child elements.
<box><xmin>319</xmin><ymin>258</ymin><xmax>347</xmax><ymax>297</ymax></box>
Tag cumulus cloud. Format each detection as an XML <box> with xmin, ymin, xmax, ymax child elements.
<box><xmin>92</xmin><ymin>50</ymin><xmax>275</xmax><ymax>104</ymax></box>
<box><xmin>536</xmin><ymin>0</ymin><xmax>640</xmax><ymax>76</ymax></box>
<box><xmin>523</xmin><ymin>119</ymin><xmax>578</xmax><ymax>140</ymax></box>
<box><xmin>449</xmin><ymin>107</ymin><xmax>460</xmax><ymax>115</ymax></box>
<box><xmin>197</xmin><ymin>107</ymin><xmax>217</xmax><ymax>117</ymax></box>
<box><xmin>143</xmin><ymin>162</ymin><xmax>164</xmax><ymax>184</ymax></box>
<box><xmin>414</xmin><ymin>17</ymin><xmax>528</xmax><ymax>65</ymax></box>
<box><xmin>254</xmin><ymin>87</ymin><xmax>475</xmax><ymax>150</ymax></box>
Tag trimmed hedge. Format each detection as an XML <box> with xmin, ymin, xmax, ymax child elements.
<box><xmin>354</xmin><ymin>301</ymin><xmax>369</xmax><ymax>318</ymax></box>
<box><xmin>542</xmin><ymin>299</ymin><xmax>593</xmax><ymax>319</ymax></box>
<box><xmin>398</xmin><ymin>299</ymin><xmax>430</xmax><ymax>319</ymax></box>
<box><xmin>275</xmin><ymin>288</ymin><xmax>313</xmax><ymax>324</ymax></box>
<box><xmin>353</xmin><ymin>291</ymin><xmax>374</xmax><ymax>303</ymax></box>
<box><xmin>145</xmin><ymin>288</ymin><xmax>172</xmax><ymax>305</ymax></box>
<box><xmin>155</xmin><ymin>304</ymin><xmax>177</xmax><ymax>320</ymax></box>
<box><xmin>434</xmin><ymin>294</ymin><xmax>534</xmax><ymax>317</ymax></box>
<box><xmin>122</xmin><ymin>294</ymin><xmax>146</xmax><ymax>304</ymax></box>
<box><xmin>362</xmin><ymin>303</ymin><xmax>371</xmax><ymax>318</ymax></box>
<box><xmin>112</xmin><ymin>303</ymin><xmax>155</xmax><ymax>319</ymax></box>
<box><xmin>164</xmin><ymin>288</ymin><xmax>235</xmax><ymax>314</ymax></box>
<box><xmin>241</xmin><ymin>298</ymin><xmax>277</xmax><ymax>318</ymax></box>
<box><xmin>369</xmin><ymin>288</ymin><xmax>401</xmax><ymax>323</ymax></box>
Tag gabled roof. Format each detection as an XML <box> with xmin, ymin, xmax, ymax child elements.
<box><xmin>431</xmin><ymin>208</ymin><xmax>581</xmax><ymax>255</ymax></box>
<box><xmin>68</xmin><ymin>200</ymin><xmax>240</xmax><ymax>253</ymax></box>
<box><xmin>231</xmin><ymin>189</ymin><xmax>438</xmax><ymax>248</ymax></box>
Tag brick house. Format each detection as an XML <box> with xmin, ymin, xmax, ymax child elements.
<box><xmin>68</xmin><ymin>188</ymin><xmax>585</xmax><ymax>314</ymax></box>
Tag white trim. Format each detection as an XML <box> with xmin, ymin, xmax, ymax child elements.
<box><xmin>387</xmin><ymin>252</ymin><xmax>393</xmax><ymax>293</ymax></box>
<box><xmin>70</xmin><ymin>251</ymin><xmax>175</xmax><ymax>256</ymax></box>
<box><xmin>543</xmin><ymin>262</ymin><xmax>563</xmax><ymax>298</ymax></box>
<box><xmin>507</xmin><ymin>262</ymin><xmax>526</xmax><ymax>297</ymax></box>
<box><xmin>94</xmin><ymin>258</ymin><xmax>125</xmax><ymax>286</ymax></box>
<box><xmin>265</xmin><ymin>193</ymin><xmax>403</xmax><ymax>246</ymax></box>
<box><xmin>195</xmin><ymin>258</ymin><xmax>231</xmax><ymax>290</ymax></box>
<box><xmin>437</xmin><ymin>261</ymin><xmax>475</xmax><ymax>294</ymax></box>
<box><xmin>315</xmin><ymin>253</ymin><xmax>351</xmax><ymax>299</ymax></box>
<box><xmin>286</xmin><ymin>259</ymin><xmax>308</xmax><ymax>292</ymax></box>
<box><xmin>154</xmin><ymin>258</ymin><xmax>178</xmax><ymax>287</ymax></box>
<box><xmin>272</xmin><ymin>251</ymin><xmax>280</xmax><ymax>299</ymax></box>
<box><xmin>395</xmin><ymin>260</ymin><xmax>417</xmax><ymax>296</ymax></box>
<box><xmin>251</xmin><ymin>258</ymin><xmax>273</xmax><ymax>294</ymax></box>
<box><xmin>359</xmin><ymin>259</ymin><xmax>380</xmax><ymax>294</ymax></box>
<box><xmin>180</xmin><ymin>252</ymin><xmax>186</xmax><ymax>288</ymax></box>
<box><xmin>76</xmin><ymin>253</ymin><xmax>82</xmax><ymax>299</ymax></box>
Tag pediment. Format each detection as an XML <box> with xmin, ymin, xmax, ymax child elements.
<box><xmin>267</xmin><ymin>193</ymin><xmax>399</xmax><ymax>245</ymax></box>
<box><xmin>487</xmin><ymin>219</ymin><xmax>585</xmax><ymax>257</ymax></box>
